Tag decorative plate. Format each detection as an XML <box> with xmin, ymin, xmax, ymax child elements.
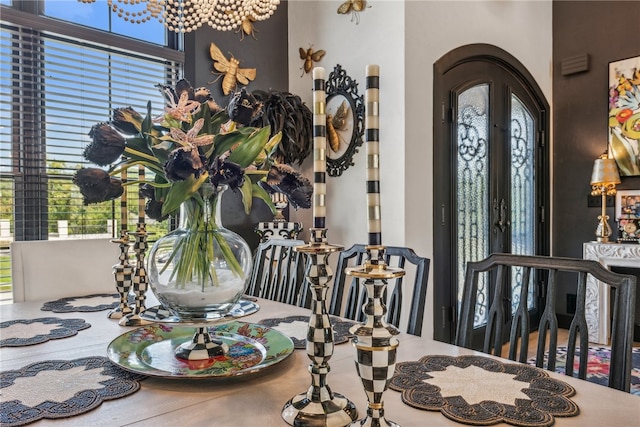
<box><xmin>140</xmin><ymin>299</ymin><xmax>259</xmax><ymax>324</ymax></box>
<box><xmin>107</xmin><ymin>321</ymin><xmax>294</xmax><ymax>378</ymax></box>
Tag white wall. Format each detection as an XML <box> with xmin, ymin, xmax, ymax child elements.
<box><xmin>288</xmin><ymin>0</ymin><xmax>552</xmax><ymax>338</ymax></box>
<box><xmin>288</xmin><ymin>0</ymin><xmax>406</xmax><ymax>250</ymax></box>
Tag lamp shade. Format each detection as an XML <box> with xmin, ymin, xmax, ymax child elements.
<box><xmin>590</xmin><ymin>158</ymin><xmax>621</xmax><ymax>185</ymax></box>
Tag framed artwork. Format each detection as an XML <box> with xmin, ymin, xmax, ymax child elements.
<box><xmin>325</xmin><ymin>64</ymin><xmax>365</xmax><ymax>177</ymax></box>
<box><xmin>615</xmin><ymin>189</ymin><xmax>640</xmax><ymax>243</ymax></box>
<box><xmin>608</xmin><ymin>56</ymin><xmax>640</xmax><ymax>176</ymax></box>
<box><xmin>616</xmin><ymin>189</ymin><xmax>640</xmax><ymax>219</ymax></box>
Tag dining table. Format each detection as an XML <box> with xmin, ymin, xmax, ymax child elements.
<box><xmin>1</xmin><ymin>293</ymin><xmax>638</xmax><ymax>427</ymax></box>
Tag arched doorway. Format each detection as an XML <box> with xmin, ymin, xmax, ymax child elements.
<box><xmin>432</xmin><ymin>44</ymin><xmax>550</xmax><ymax>344</ymax></box>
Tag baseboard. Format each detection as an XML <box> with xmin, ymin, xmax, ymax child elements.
<box><xmin>557</xmin><ymin>313</ymin><xmax>573</xmax><ymax>330</ymax></box>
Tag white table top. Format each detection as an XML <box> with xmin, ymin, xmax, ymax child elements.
<box><xmin>1</xmin><ymin>297</ymin><xmax>638</xmax><ymax>426</ymax></box>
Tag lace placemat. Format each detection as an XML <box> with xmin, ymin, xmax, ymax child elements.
<box><xmin>0</xmin><ymin>317</ymin><xmax>91</xmax><ymax>347</ymax></box>
<box><xmin>258</xmin><ymin>315</ymin><xmax>357</xmax><ymax>349</ymax></box>
<box><xmin>0</xmin><ymin>356</ymin><xmax>145</xmax><ymax>426</ymax></box>
<box><xmin>389</xmin><ymin>354</ymin><xmax>579</xmax><ymax>427</ymax></box>
<box><xmin>41</xmin><ymin>293</ymin><xmax>121</xmax><ymax>312</ymax></box>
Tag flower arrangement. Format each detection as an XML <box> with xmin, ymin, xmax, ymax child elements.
<box><xmin>74</xmin><ymin>79</ymin><xmax>312</xmax><ymax>220</ymax></box>
<box><xmin>73</xmin><ymin>79</ymin><xmax>312</xmax><ymax>306</ymax></box>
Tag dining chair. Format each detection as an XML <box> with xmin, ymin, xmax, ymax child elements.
<box><xmin>328</xmin><ymin>244</ymin><xmax>430</xmax><ymax>336</ymax></box>
<box><xmin>245</xmin><ymin>238</ymin><xmax>311</xmax><ymax>308</ymax></box>
<box><xmin>10</xmin><ymin>238</ymin><xmax>119</xmax><ymax>302</ymax></box>
<box><xmin>455</xmin><ymin>253</ymin><xmax>636</xmax><ymax>392</ymax></box>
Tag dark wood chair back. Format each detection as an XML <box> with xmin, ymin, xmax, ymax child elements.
<box><xmin>455</xmin><ymin>253</ymin><xmax>636</xmax><ymax>392</ymax></box>
<box><xmin>245</xmin><ymin>239</ymin><xmax>311</xmax><ymax>308</ymax></box>
<box><xmin>329</xmin><ymin>244</ymin><xmax>430</xmax><ymax>336</ymax></box>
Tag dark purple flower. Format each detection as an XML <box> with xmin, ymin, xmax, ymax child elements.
<box><xmin>139</xmin><ymin>183</ymin><xmax>169</xmax><ymax>221</ymax></box>
<box><xmin>139</xmin><ymin>183</ymin><xmax>155</xmax><ymax>199</ymax></box>
<box><xmin>164</xmin><ymin>147</ymin><xmax>207</xmax><ymax>182</ymax></box>
<box><xmin>73</xmin><ymin>167</ymin><xmax>123</xmax><ymax>205</ymax></box>
<box><xmin>261</xmin><ymin>163</ymin><xmax>312</xmax><ymax>209</ymax></box>
<box><xmin>227</xmin><ymin>88</ymin><xmax>260</xmax><ymax>126</ymax></box>
<box><xmin>84</xmin><ymin>123</ymin><xmax>126</xmax><ymax>166</ymax></box>
<box><xmin>209</xmin><ymin>157</ymin><xmax>245</xmax><ymax>190</ymax></box>
<box><xmin>112</xmin><ymin>107</ymin><xmax>143</xmax><ymax>135</ymax></box>
<box><xmin>145</xmin><ymin>199</ymin><xmax>168</xmax><ymax>221</ymax></box>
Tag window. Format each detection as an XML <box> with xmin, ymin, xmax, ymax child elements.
<box><xmin>0</xmin><ymin>1</ymin><xmax>184</xmax><ymax>301</ymax></box>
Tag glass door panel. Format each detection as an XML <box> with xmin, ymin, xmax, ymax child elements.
<box><xmin>456</xmin><ymin>84</ymin><xmax>490</xmax><ymax>327</ymax></box>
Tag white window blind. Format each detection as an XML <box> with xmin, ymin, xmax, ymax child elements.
<box><xmin>0</xmin><ymin>7</ymin><xmax>183</xmax><ymax>299</ymax></box>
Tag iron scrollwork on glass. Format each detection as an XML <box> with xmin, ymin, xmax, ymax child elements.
<box><xmin>325</xmin><ymin>64</ymin><xmax>365</xmax><ymax>177</ymax></box>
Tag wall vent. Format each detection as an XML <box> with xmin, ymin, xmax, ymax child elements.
<box><xmin>561</xmin><ymin>54</ymin><xmax>589</xmax><ymax>76</ymax></box>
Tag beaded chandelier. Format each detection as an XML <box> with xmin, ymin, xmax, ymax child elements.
<box><xmin>78</xmin><ymin>0</ymin><xmax>280</xmax><ymax>33</ymax></box>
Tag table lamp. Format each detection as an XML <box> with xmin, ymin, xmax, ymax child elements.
<box><xmin>590</xmin><ymin>157</ymin><xmax>621</xmax><ymax>242</ymax></box>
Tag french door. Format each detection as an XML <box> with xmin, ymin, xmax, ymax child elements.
<box><xmin>433</xmin><ymin>45</ymin><xmax>550</xmax><ymax>344</ymax></box>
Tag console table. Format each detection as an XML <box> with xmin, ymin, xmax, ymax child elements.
<box><xmin>583</xmin><ymin>242</ymin><xmax>640</xmax><ymax>344</ymax></box>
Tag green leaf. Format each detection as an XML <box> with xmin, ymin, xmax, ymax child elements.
<box><xmin>252</xmin><ymin>182</ymin><xmax>277</xmax><ymax>215</ymax></box>
<box><xmin>162</xmin><ymin>173</ymin><xmax>209</xmax><ymax>216</ymax></box>
<box><xmin>141</xmin><ymin>101</ymin><xmax>153</xmax><ymax>134</ymax></box>
<box><xmin>210</xmin><ymin>110</ymin><xmax>230</xmax><ymax>133</ymax></box>
<box><xmin>228</xmin><ymin>126</ymin><xmax>272</xmax><ymax>167</ymax></box>
<box><xmin>126</xmin><ymin>137</ymin><xmax>155</xmax><ymax>159</ymax></box>
<box><xmin>239</xmin><ymin>178</ymin><xmax>253</xmax><ymax>214</ymax></box>
<box><xmin>212</xmin><ymin>127</ymin><xmax>255</xmax><ymax>157</ymax></box>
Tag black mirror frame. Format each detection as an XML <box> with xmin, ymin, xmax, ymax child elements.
<box><xmin>325</xmin><ymin>64</ymin><xmax>365</xmax><ymax>177</ymax></box>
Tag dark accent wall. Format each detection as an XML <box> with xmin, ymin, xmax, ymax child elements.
<box><xmin>553</xmin><ymin>0</ymin><xmax>640</xmax><ymax>259</ymax></box>
<box><xmin>182</xmin><ymin>2</ymin><xmax>289</xmax><ymax>250</ymax></box>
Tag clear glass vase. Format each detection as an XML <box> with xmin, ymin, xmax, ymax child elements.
<box><xmin>147</xmin><ymin>187</ymin><xmax>252</xmax><ymax>322</ymax></box>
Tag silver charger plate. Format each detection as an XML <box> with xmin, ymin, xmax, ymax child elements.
<box><xmin>140</xmin><ymin>299</ymin><xmax>259</xmax><ymax>324</ymax></box>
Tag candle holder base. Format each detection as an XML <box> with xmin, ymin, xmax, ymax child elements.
<box><xmin>282</xmin><ymin>228</ymin><xmax>358</xmax><ymax>426</ymax></box>
<box><xmin>346</xmin><ymin>246</ymin><xmax>404</xmax><ymax>427</ymax></box>
<box><xmin>350</xmin><ymin>413</ymin><xmax>399</xmax><ymax>427</ymax></box>
<box><xmin>282</xmin><ymin>392</ymin><xmax>358</xmax><ymax>427</ymax></box>
<box><xmin>108</xmin><ymin>235</ymin><xmax>133</xmax><ymax>320</ymax></box>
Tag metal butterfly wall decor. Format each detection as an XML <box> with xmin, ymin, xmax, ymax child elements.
<box><xmin>299</xmin><ymin>46</ymin><xmax>326</xmax><ymax>77</ymax></box>
<box><xmin>208</xmin><ymin>41</ymin><xmax>256</xmax><ymax>96</ymax></box>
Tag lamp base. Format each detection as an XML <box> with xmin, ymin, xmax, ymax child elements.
<box><xmin>595</xmin><ymin>213</ymin><xmax>612</xmax><ymax>243</ymax></box>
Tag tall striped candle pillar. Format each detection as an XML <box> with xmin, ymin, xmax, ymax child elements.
<box><xmin>312</xmin><ymin>66</ymin><xmax>327</xmax><ymax>231</ymax></box>
<box><xmin>137</xmin><ymin>165</ymin><xmax>146</xmax><ymax>225</ymax></box>
<box><xmin>365</xmin><ymin>64</ymin><xmax>382</xmax><ymax>247</ymax></box>
<box><xmin>120</xmin><ymin>165</ymin><xmax>128</xmax><ymax>238</ymax></box>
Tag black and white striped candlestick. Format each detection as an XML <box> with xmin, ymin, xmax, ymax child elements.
<box><xmin>120</xmin><ymin>165</ymin><xmax>151</xmax><ymax>327</ymax></box>
<box><xmin>109</xmin><ymin>163</ymin><xmax>133</xmax><ymax>319</ymax></box>
<box><xmin>347</xmin><ymin>66</ymin><xmax>404</xmax><ymax>427</ymax></box>
<box><xmin>281</xmin><ymin>67</ymin><xmax>357</xmax><ymax>427</ymax></box>
<box><xmin>312</xmin><ymin>67</ymin><xmax>327</xmax><ymax>230</ymax></box>
<box><xmin>365</xmin><ymin>65</ymin><xmax>382</xmax><ymax>247</ymax></box>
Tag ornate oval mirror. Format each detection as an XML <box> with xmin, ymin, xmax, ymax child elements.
<box><xmin>325</xmin><ymin>64</ymin><xmax>364</xmax><ymax>177</ymax></box>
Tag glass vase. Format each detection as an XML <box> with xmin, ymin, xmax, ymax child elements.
<box><xmin>147</xmin><ymin>188</ymin><xmax>252</xmax><ymax>322</ymax></box>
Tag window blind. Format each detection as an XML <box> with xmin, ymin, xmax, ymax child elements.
<box><xmin>0</xmin><ymin>11</ymin><xmax>183</xmax><ymax>299</ymax></box>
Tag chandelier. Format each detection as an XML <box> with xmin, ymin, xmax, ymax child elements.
<box><xmin>78</xmin><ymin>0</ymin><xmax>280</xmax><ymax>33</ymax></box>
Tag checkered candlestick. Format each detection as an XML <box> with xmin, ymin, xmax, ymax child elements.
<box><xmin>281</xmin><ymin>228</ymin><xmax>358</xmax><ymax>426</ymax></box>
<box><xmin>108</xmin><ymin>163</ymin><xmax>133</xmax><ymax>319</ymax></box>
<box><xmin>175</xmin><ymin>326</ymin><xmax>229</xmax><ymax>360</ymax></box>
<box><xmin>108</xmin><ymin>233</ymin><xmax>133</xmax><ymax>319</ymax></box>
<box><xmin>119</xmin><ymin>174</ymin><xmax>151</xmax><ymax>327</ymax></box>
<box><xmin>346</xmin><ymin>246</ymin><xmax>405</xmax><ymax>427</ymax></box>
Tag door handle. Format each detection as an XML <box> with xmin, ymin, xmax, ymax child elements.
<box><xmin>494</xmin><ymin>198</ymin><xmax>507</xmax><ymax>232</ymax></box>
